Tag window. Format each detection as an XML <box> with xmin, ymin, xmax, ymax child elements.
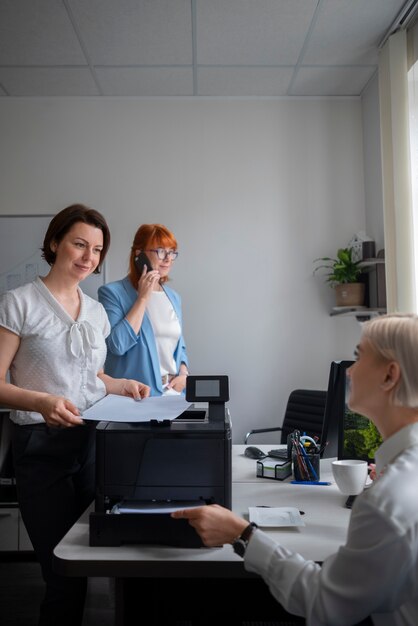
<box><xmin>408</xmin><ymin>59</ymin><xmax>418</xmax><ymax>311</ymax></box>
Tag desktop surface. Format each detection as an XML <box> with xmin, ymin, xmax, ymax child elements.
<box><xmin>54</xmin><ymin>445</ymin><xmax>349</xmax><ymax>577</ymax></box>
<box><xmin>53</xmin><ymin>445</ymin><xmax>351</xmax><ymax>625</ymax></box>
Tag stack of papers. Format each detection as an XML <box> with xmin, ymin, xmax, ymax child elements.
<box><xmin>248</xmin><ymin>507</ymin><xmax>305</xmax><ymax>527</ymax></box>
<box><xmin>112</xmin><ymin>501</ymin><xmax>203</xmax><ymax>514</ymax></box>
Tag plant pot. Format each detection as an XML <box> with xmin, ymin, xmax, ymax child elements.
<box><xmin>334</xmin><ymin>283</ymin><xmax>365</xmax><ymax>307</ymax></box>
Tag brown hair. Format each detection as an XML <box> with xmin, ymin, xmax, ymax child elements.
<box><xmin>41</xmin><ymin>204</ymin><xmax>110</xmax><ymax>274</ymax></box>
<box><xmin>129</xmin><ymin>224</ymin><xmax>177</xmax><ymax>286</ymax></box>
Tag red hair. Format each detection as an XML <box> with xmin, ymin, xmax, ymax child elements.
<box><xmin>129</xmin><ymin>224</ymin><xmax>177</xmax><ymax>286</ymax></box>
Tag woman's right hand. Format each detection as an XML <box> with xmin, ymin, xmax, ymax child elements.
<box><xmin>171</xmin><ymin>504</ymin><xmax>249</xmax><ymax>547</ymax></box>
<box><xmin>36</xmin><ymin>394</ymin><xmax>84</xmax><ymax>428</ymax></box>
<box><xmin>137</xmin><ymin>266</ymin><xmax>160</xmax><ymax>299</ymax></box>
<box><xmin>124</xmin><ymin>267</ymin><xmax>160</xmax><ymax>335</ymax></box>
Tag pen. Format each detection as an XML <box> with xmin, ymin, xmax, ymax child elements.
<box><xmin>318</xmin><ymin>441</ymin><xmax>329</xmax><ymax>455</ymax></box>
<box><xmin>291</xmin><ymin>480</ymin><xmax>331</xmax><ymax>486</ymax></box>
<box><xmin>256</xmin><ymin>506</ymin><xmax>305</xmax><ymax>515</ymax></box>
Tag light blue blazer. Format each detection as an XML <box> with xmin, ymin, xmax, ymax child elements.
<box><xmin>98</xmin><ymin>277</ymin><xmax>189</xmax><ymax>396</ymax></box>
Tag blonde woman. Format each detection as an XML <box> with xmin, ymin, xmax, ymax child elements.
<box><xmin>173</xmin><ymin>314</ymin><xmax>418</xmax><ymax>626</ymax></box>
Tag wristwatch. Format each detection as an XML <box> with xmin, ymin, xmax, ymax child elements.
<box><xmin>232</xmin><ymin>522</ymin><xmax>258</xmax><ymax>557</ymax></box>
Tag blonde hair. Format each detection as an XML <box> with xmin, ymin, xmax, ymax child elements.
<box><xmin>362</xmin><ymin>313</ymin><xmax>418</xmax><ymax>407</ymax></box>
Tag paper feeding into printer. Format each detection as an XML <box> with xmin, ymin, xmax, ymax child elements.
<box><xmin>111</xmin><ymin>501</ymin><xmax>204</xmax><ymax>514</ymax></box>
<box><xmin>82</xmin><ymin>394</ymin><xmax>191</xmax><ymax>422</ymax></box>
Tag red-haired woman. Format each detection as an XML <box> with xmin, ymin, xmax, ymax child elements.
<box><xmin>98</xmin><ymin>223</ymin><xmax>189</xmax><ymax>396</ymax></box>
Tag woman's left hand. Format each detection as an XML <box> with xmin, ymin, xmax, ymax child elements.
<box><xmin>167</xmin><ymin>374</ymin><xmax>187</xmax><ymax>393</ymax></box>
<box><xmin>120</xmin><ymin>379</ymin><xmax>150</xmax><ymax>400</ymax></box>
<box><xmin>98</xmin><ymin>371</ymin><xmax>150</xmax><ymax>399</ymax></box>
<box><xmin>368</xmin><ymin>463</ymin><xmax>377</xmax><ymax>481</ymax></box>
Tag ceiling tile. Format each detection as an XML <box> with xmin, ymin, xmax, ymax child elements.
<box><xmin>0</xmin><ymin>0</ymin><xmax>86</xmax><ymax>65</ymax></box>
<box><xmin>302</xmin><ymin>0</ymin><xmax>407</xmax><ymax>66</ymax></box>
<box><xmin>0</xmin><ymin>0</ymin><xmax>411</xmax><ymax>97</ymax></box>
<box><xmin>0</xmin><ymin>67</ymin><xmax>100</xmax><ymax>96</ymax></box>
<box><xmin>290</xmin><ymin>66</ymin><xmax>377</xmax><ymax>96</ymax></box>
<box><xmin>196</xmin><ymin>0</ymin><xmax>317</xmax><ymax>65</ymax></box>
<box><xmin>95</xmin><ymin>67</ymin><xmax>193</xmax><ymax>96</ymax></box>
<box><xmin>198</xmin><ymin>66</ymin><xmax>293</xmax><ymax>96</ymax></box>
<box><xmin>68</xmin><ymin>0</ymin><xmax>192</xmax><ymax>65</ymax></box>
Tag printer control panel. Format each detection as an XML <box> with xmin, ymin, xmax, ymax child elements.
<box><xmin>186</xmin><ymin>375</ymin><xmax>229</xmax><ymax>403</ymax></box>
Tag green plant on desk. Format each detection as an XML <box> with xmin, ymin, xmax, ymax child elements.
<box><xmin>343</xmin><ymin>419</ymin><xmax>382</xmax><ymax>462</ymax></box>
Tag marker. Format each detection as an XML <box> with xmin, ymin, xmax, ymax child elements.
<box><xmin>299</xmin><ymin>445</ymin><xmax>319</xmax><ymax>481</ymax></box>
<box><xmin>291</xmin><ymin>480</ymin><xmax>331</xmax><ymax>486</ymax></box>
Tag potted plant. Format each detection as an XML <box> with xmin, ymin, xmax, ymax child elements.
<box><xmin>313</xmin><ymin>247</ymin><xmax>365</xmax><ymax>306</ymax></box>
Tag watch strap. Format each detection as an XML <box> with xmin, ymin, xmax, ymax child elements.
<box><xmin>240</xmin><ymin>522</ymin><xmax>257</xmax><ymax>542</ymax></box>
<box><xmin>232</xmin><ymin>522</ymin><xmax>258</xmax><ymax>557</ymax></box>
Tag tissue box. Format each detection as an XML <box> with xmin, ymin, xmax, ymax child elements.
<box><xmin>350</xmin><ymin>241</ymin><xmax>375</xmax><ymax>263</ymax></box>
<box><xmin>256</xmin><ymin>458</ymin><xmax>292</xmax><ymax>481</ymax></box>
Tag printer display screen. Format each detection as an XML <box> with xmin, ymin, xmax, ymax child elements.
<box><xmin>195</xmin><ymin>379</ymin><xmax>220</xmax><ymax>397</ymax></box>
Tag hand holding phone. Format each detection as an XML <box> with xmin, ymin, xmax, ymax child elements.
<box><xmin>134</xmin><ymin>252</ymin><xmax>160</xmax><ymax>297</ymax></box>
<box><xmin>134</xmin><ymin>252</ymin><xmax>153</xmax><ymax>276</ymax></box>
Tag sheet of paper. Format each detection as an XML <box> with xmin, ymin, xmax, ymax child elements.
<box><xmin>113</xmin><ymin>501</ymin><xmax>204</xmax><ymax>514</ymax></box>
<box><xmin>248</xmin><ymin>507</ymin><xmax>305</xmax><ymax>527</ymax></box>
<box><xmin>81</xmin><ymin>394</ymin><xmax>191</xmax><ymax>423</ymax></box>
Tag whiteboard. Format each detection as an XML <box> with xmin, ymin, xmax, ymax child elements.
<box><xmin>0</xmin><ymin>215</ymin><xmax>106</xmax><ymax>299</ymax></box>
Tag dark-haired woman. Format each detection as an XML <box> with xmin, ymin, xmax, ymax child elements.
<box><xmin>0</xmin><ymin>204</ymin><xmax>150</xmax><ymax>626</ymax></box>
<box><xmin>99</xmin><ymin>223</ymin><xmax>189</xmax><ymax>396</ymax></box>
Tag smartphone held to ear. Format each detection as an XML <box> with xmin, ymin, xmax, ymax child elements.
<box><xmin>134</xmin><ymin>252</ymin><xmax>153</xmax><ymax>275</ymax></box>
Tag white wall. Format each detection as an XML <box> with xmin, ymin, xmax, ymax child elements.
<box><xmin>362</xmin><ymin>74</ymin><xmax>385</xmax><ymax>251</ymax></box>
<box><xmin>0</xmin><ymin>97</ymin><xmax>365</xmax><ymax>442</ymax></box>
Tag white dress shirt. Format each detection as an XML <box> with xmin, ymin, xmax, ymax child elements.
<box><xmin>146</xmin><ymin>290</ymin><xmax>181</xmax><ymax>377</ymax></box>
<box><xmin>245</xmin><ymin>422</ymin><xmax>418</xmax><ymax>626</ymax></box>
<box><xmin>0</xmin><ymin>277</ymin><xmax>110</xmax><ymax>424</ymax></box>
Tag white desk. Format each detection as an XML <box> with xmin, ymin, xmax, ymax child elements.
<box><xmin>53</xmin><ymin>445</ymin><xmax>350</xmax><ymax>624</ymax></box>
<box><xmin>54</xmin><ymin>445</ymin><xmax>349</xmax><ymax>573</ymax></box>
<box><xmin>233</xmin><ymin>445</ymin><xmax>350</xmax><ymax>561</ymax></box>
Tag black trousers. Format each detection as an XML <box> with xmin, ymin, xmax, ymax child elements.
<box><xmin>12</xmin><ymin>421</ymin><xmax>96</xmax><ymax>626</ymax></box>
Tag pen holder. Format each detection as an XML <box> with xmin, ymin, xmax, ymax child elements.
<box><xmin>292</xmin><ymin>448</ymin><xmax>320</xmax><ymax>482</ymax></box>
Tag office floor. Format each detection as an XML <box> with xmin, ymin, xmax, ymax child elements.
<box><xmin>0</xmin><ymin>558</ymin><xmax>113</xmax><ymax>626</ymax></box>
<box><xmin>0</xmin><ymin>558</ymin><xmax>306</xmax><ymax>626</ymax></box>
<box><xmin>122</xmin><ymin>577</ymin><xmax>307</xmax><ymax>626</ymax></box>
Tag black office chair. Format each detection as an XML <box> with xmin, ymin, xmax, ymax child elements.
<box><xmin>244</xmin><ymin>389</ymin><xmax>327</xmax><ymax>444</ymax></box>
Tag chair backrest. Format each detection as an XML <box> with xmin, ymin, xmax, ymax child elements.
<box><xmin>280</xmin><ymin>389</ymin><xmax>327</xmax><ymax>444</ymax></box>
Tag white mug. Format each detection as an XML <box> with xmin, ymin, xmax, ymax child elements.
<box><xmin>332</xmin><ymin>459</ymin><xmax>368</xmax><ymax>495</ymax></box>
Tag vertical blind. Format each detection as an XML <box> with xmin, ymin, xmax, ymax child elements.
<box><xmin>379</xmin><ymin>30</ymin><xmax>416</xmax><ymax>313</ymax></box>
<box><xmin>408</xmin><ymin>21</ymin><xmax>418</xmax><ymax>314</ymax></box>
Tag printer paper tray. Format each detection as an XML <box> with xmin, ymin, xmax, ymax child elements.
<box><xmin>89</xmin><ymin>511</ymin><xmax>204</xmax><ymax>548</ymax></box>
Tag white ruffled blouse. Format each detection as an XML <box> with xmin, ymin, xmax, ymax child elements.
<box><xmin>0</xmin><ymin>276</ymin><xmax>110</xmax><ymax>424</ymax></box>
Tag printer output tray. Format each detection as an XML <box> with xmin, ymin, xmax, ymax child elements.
<box><xmin>89</xmin><ymin>511</ymin><xmax>203</xmax><ymax>548</ymax></box>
